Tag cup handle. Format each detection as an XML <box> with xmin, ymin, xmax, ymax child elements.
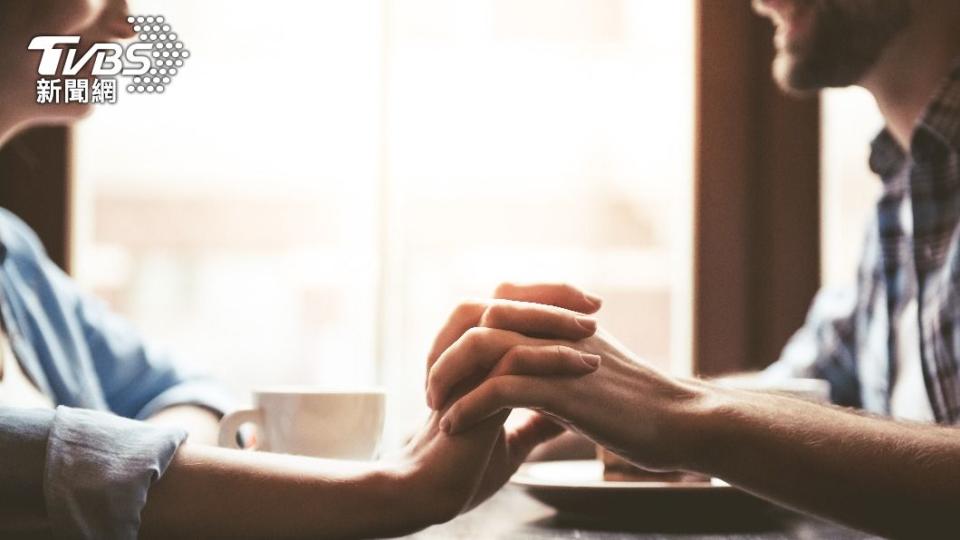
<box><xmin>218</xmin><ymin>409</ymin><xmax>264</xmax><ymax>450</ymax></box>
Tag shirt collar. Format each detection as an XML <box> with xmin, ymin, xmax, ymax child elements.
<box><xmin>868</xmin><ymin>56</ymin><xmax>960</xmax><ymax>179</ymax></box>
<box><xmin>869</xmin><ymin>129</ymin><xmax>905</xmax><ymax>179</ymax></box>
<box><xmin>916</xmin><ymin>57</ymin><xmax>960</xmax><ymax>156</ymax></box>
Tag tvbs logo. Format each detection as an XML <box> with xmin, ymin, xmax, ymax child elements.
<box><xmin>29</xmin><ymin>36</ymin><xmax>152</xmax><ymax>77</ymax></box>
<box><xmin>29</xmin><ymin>15</ymin><xmax>189</xmax><ymax>104</ymax></box>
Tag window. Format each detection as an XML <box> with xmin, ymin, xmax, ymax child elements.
<box><xmin>820</xmin><ymin>87</ymin><xmax>883</xmax><ymax>288</ymax></box>
<box><xmin>73</xmin><ymin>0</ymin><xmax>695</xmax><ymax>440</ymax></box>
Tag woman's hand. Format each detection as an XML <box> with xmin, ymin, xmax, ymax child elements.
<box><xmin>385</xmin><ymin>407</ymin><xmax>510</xmax><ymax>529</ymax></box>
<box><xmin>388</xmin><ymin>355</ymin><xmax>599</xmax><ymax>528</ymax></box>
<box><xmin>428</xmin><ymin>328</ymin><xmax>711</xmax><ymax>473</ymax></box>
<box><xmin>394</xmin><ymin>282</ymin><xmax>604</xmax><ymax>522</ymax></box>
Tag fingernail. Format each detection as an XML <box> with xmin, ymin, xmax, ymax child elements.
<box><xmin>583</xmin><ymin>292</ymin><xmax>603</xmax><ymax>309</ymax></box>
<box><xmin>581</xmin><ymin>353</ymin><xmax>601</xmax><ymax>368</ymax></box>
<box><xmin>439</xmin><ymin>417</ymin><xmax>452</xmax><ymax>434</ymax></box>
<box><xmin>575</xmin><ymin>316</ymin><xmax>598</xmax><ymax>332</ymax></box>
<box><xmin>426</xmin><ymin>392</ymin><xmax>434</xmax><ymax>409</ymax></box>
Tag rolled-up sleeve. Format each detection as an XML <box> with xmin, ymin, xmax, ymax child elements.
<box><xmin>0</xmin><ymin>406</ymin><xmax>187</xmax><ymax>540</ymax></box>
<box><xmin>763</xmin><ymin>285</ymin><xmax>863</xmax><ymax>407</ymax></box>
<box><xmin>42</xmin><ymin>257</ymin><xmax>235</xmax><ymax>420</ymax></box>
<box><xmin>0</xmin><ymin>209</ymin><xmax>236</xmax><ymax>421</ymax></box>
<box><xmin>763</xmin><ymin>219</ymin><xmax>881</xmax><ymax>408</ymax></box>
<box><xmin>0</xmin><ymin>407</ymin><xmax>53</xmax><ymax>517</ymax></box>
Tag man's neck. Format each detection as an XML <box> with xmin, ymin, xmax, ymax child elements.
<box><xmin>861</xmin><ymin>4</ymin><xmax>960</xmax><ymax>151</ymax></box>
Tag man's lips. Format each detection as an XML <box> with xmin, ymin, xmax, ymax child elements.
<box><xmin>756</xmin><ymin>0</ymin><xmax>805</xmax><ymax>25</ymax></box>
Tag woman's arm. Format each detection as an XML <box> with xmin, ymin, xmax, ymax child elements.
<box><xmin>140</xmin><ymin>411</ymin><xmax>502</xmax><ymax>540</ymax></box>
<box><xmin>428</xmin><ymin>328</ymin><xmax>960</xmax><ymax>539</ymax></box>
<box><xmin>141</xmin><ymin>444</ymin><xmax>408</xmax><ymax>539</ymax></box>
<box><xmin>139</xmin><ymin>286</ymin><xmax>605</xmax><ymax>539</ymax></box>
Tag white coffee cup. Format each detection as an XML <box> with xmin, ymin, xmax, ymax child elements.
<box><xmin>218</xmin><ymin>387</ymin><xmax>386</xmax><ymax>460</ymax></box>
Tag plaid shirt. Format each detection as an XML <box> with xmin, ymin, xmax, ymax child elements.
<box><xmin>765</xmin><ymin>62</ymin><xmax>960</xmax><ymax>424</ymax></box>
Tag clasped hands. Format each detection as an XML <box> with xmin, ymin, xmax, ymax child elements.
<box><xmin>384</xmin><ymin>283</ymin><xmax>709</xmax><ymax>531</ymax></box>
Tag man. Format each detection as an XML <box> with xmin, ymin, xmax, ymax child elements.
<box><xmin>428</xmin><ymin>1</ymin><xmax>960</xmax><ymax>537</ymax></box>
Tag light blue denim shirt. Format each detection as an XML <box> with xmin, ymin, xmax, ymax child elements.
<box><xmin>0</xmin><ymin>208</ymin><xmax>235</xmax><ymax>538</ymax></box>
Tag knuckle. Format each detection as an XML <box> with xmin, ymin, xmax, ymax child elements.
<box><xmin>426</xmin><ymin>367</ymin><xmax>442</xmax><ymax>392</ymax></box>
<box><xmin>498</xmin><ymin>346</ymin><xmax>519</xmax><ymax>370</ymax></box>
<box><xmin>451</xmin><ymin>299</ymin><xmax>483</xmax><ymax>322</ymax></box>
<box><xmin>501</xmin><ymin>345</ymin><xmax>529</xmax><ymax>371</ymax></box>
<box><xmin>462</xmin><ymin>326</ymin><xmax>491</xmax><ymax>351</ymax></box>
<box><xmin>559</xmin><ymin>282</ymin><xmax>581</xmax><ymax>297</ymax></box>
<box><xmin>496</xmin><ymin>301</ymin><xmax>529</xmax><ymax>326</ymax></box>
<box><xmin>484</xmin><ymin>378</ymin><xmax>507</xmax><ymax>403</ymax></box>
<box><xmin>493</xmin><ymin>282</ymin><xmax>516</xmax><ymax>297</ymax></box>
<box><xmin>479</xmin><ymin>303</ymin><xmax>506</xmax><ymax>327</ymax></box>
<box><xmin>557</xmin><ymin>345</ymin><xmax>578</xmax><ymax>362</ymax></box>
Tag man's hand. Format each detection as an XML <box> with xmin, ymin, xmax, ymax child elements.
<box><xmin>419</xmin><ymin>282</ymin><xmax>604</xmax><ymax>512</ymax></box>
<box><xmin>428</xmin><ymin>327</ymin><xmax>706</xmax><ymax>472</ymax></box>
<box><xmin>427</xmin><ymin>323</ymin><xmax>960</xmax><ymax>539</ymax></box>
<box><xmin>426</xmin><ymin>282</ymin><xmax>602</xmax><ymax>375</ymax></box>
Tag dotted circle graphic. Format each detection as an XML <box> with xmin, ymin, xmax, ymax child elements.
<box><xmin>124</xmin><ymin>15</ymin><xmax>189</xmax><ymax>95</ymax></box>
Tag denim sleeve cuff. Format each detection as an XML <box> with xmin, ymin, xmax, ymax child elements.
<box><xmin>44</xmin><ymin>406</ymin><xmax>187</xmax><ymax>540</ymax></box>
<box><xmin>0</xmin><ymin>407</ymin><xmax>54</xmax><ymax>512</ymax></box>
<box><xmin>0</xmin><ymin>406</ymin><xmax>53</xmax><ymax>538</ymax></box>
<box><xmin>134</xmin><ymin>378</ymin><xmax>238</xmax><ymax>421</ymax></box>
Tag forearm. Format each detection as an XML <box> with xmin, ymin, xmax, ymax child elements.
<box><xmin>140</xmin><ymin>444</ymin><xmax>424</xmax><ymax>539</ymax></box>
<box><xmin>694</xmin><ymin>385</ymin><xmax>960</xmax><ymax>538</ymax></box>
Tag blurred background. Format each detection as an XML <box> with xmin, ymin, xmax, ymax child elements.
<box><xmin>0</xmin><ymin>1</ymin><xmax>884</xmax><ymax>443</ymax></box>
<box><xmin>71</xmin><ymin>0</ymin><xmax>697</xmax><ymax>440</ymax></box>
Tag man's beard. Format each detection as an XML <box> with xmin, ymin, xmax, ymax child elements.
<box><xmin>774</xmin><ymin>0</ymin><xmax>911</xmax><ymax>93</ymax></box>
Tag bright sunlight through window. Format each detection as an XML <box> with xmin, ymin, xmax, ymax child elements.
<box><xmin>73</xmin><ymin>0</ymin><xmax>695</xmax><ymax>441</ymax></box>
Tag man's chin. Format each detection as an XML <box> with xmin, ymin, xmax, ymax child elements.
<box><xmin>772</xmin><ymin>54</ymin><xmax>823</xmax><ymax>97</ymax></box>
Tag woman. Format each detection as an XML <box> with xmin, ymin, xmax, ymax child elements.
<box><xmin>0</xmin><ymin>1</ymin><xmax>604</xmax><ymax>537</ymax></box>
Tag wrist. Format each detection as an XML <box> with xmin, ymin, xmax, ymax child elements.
<box><xmin>377</xmin><ymin>457</ymin><xmax>469</xmax><ymax>535</ymax></box>
<box><xmin>678</xmin><ymin>380</ymin><xmax>778</xmax><ymax>479</ymax></box>
<box><xmin>363</xmin><ymin>462</ymin><xmax>437</xmax><ymax>536</ymax></box>
<box><xmin>666</xmin><ymin>378</ymin><xmax>740</xmax><ymax>475</ymax></box>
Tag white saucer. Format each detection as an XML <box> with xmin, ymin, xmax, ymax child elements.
<box><xmin>510</xmin><ymin>460</ymin><xmax>769</xmax><ymax>521</ymax></box>
<box><xmin>511</xmin><ymin>459</ymin><xmax>727</xmax><ymax>490</ymax></box>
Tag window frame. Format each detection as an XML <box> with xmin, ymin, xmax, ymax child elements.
<box><xmin>0</xmin><ymin>126</ymin><xmax>73</xmax><ymax>272</ymax></box>
<box><xmin>694</xmin><ymin>0</ymin><xmax>821</xmax><ymax>375</ymax></box>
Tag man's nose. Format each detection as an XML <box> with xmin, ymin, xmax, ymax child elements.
<box><xmin>101</xmin><ymin>0</ymin><xmax>135</xmax><ymax>40</ymax></box>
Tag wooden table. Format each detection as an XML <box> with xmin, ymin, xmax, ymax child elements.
<box><xmin>402</xmin><ymin>486</ymin><xmax>880</xmax><ymax>539</ymax></box>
